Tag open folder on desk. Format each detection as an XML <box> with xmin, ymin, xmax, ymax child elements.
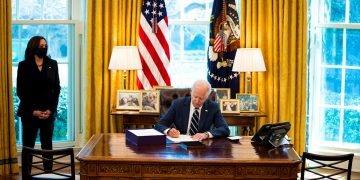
<box><xmin>167</xmin><ymin>135</ymin><xmax>198</xmax><ymax>143</ymax></box>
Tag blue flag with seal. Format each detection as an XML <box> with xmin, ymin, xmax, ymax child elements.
<box><xmin>207</xmin><ymin>0</ymin><xmax>240</xmax><ymax>98</ymax></box>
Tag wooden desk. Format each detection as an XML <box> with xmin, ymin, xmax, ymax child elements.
<box><xmin>111</xmin><ymin>111</ymin><xmax>266</xmax><ymax>135</ymax></box>
<box><xmin>76</xmin><ymin>133</ymin><xmax>301</xmax><ymax>179</ymax></box>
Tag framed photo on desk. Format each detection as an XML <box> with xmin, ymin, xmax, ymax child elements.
<box><xmin>214</xmin><ymin>88</ymin><xmax>230</xmax><ymax>103</ymax></box>
<box><xmin>220</xmin><ymin>99</ymin><xmax>240</xmax><ymax>114</ymax></box>
<box><xmin>140</xmin><ymin>90</ymin><xmax>160</xmax><ymax>113</ymax></box>
<box><xmin>116</xmin><ymin>90</ymin><xmax>141</xmax><ymax>110</ymax></box>
<box><xmin>236</xmin><ymin>93</ymin><xmax>259</xmax><ymax>112</ymax></box>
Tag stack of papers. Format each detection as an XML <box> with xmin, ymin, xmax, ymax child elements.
<box><xmin>166</xmin><ymin>135</ymin><xmax>198</xmax><ymax>143</ymax></box>
<box><xmin>227</xmin><ymin>136</ymin><xmax>242</xmax><ymax>141</ymax></box>
<box><xmin>126</xmin><ymin>129</ymin><xmax>166</xmax><ymax>146</ymax></box>
<box><xmin>128</xmin><ymin>129</ymin><xmax>164</xmax><ymax>136</ymax></box>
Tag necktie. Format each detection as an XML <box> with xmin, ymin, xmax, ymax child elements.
<box><xmin>190</xmin><ymin>108</ymin><xmax>200</xmax><ymax>135</ymax></box>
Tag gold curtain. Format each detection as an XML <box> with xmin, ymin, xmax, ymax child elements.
<box><xmin>0</xmin><ymin>0</ymin><xmax>20</xmax><ymax>176</ymax></box>
<box><xmin>240</xmin><ymin>0</ymin><xmax>307</xmax><ymax>154</ymax></box>
<box><xmin>84</xmin><ymin>0</ymin><xmax>141</xmax><ymax>141</ymax></box>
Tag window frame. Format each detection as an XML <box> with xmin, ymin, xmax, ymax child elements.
<box><xmin>308</xmin><ymin>0</ymin><xmax>360</xmax><ymax>154</ymax></box>
<box><xmin>12</xmin><ymin>0</ymin><xmax>85</xmax><ymax>149</ymax></box>
<box><xmin>167</xmin><ymin>19</ymin><xmax>210</xmax><ymax>88</ymax></box>
<box><xmin>166</xmin><ymin>0</ymin><xmax>240</xmax><ymax>88</ymax></box>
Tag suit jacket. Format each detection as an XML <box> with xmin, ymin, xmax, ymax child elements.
<box><xmin>17</xmin><ymin>57</ymin><xmax>61</xmax><ymax>118</ymax></box>
<box><xmin>155</xmin><ymin>96</ymin><xmax>230</xmax><ymax>137</ymax></box>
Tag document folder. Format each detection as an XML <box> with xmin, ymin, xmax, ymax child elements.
<box><xmin>126</xmin><ymin>129</ymin><xmax>166</xmax><ymax>146</ymax></box>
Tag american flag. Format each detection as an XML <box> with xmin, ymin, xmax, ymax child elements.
<box><xmin>137</xmin><ymin>0</ymin><xmax>171</xmax><ymax>90</ymax></box>
<box><xmin>213</xmin><ymin>0</ymin><xmax>227</xmax><ymax>53</ymax></box>
<box><xmin>208</xmin><ymin>0</ymin><xmax>240</xmax><ymax>98</ymax></box>
<box><xmin>213</xmin><ymin>31</ymin><xmax>224</xmax><ymax>52</ymax></box>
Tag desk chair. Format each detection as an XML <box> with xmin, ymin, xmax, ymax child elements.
<box><xmin>300</xmin><ymin>152</ymin><xmax>354</xmax><ymax>180</ymax></box>
<box><xmin>159</xmin><ymin>88</ymin><xmax>217</xmax><ymax>116</ymax></box>
<box><xmin>22</xmin><ymin>146</ymin><xmax>75</xmax><ymax>180</ymax></box>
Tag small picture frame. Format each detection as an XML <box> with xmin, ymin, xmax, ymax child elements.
<box><xmin>220</xmin><ymin>99</ymin><xmax>240</xmax><ymax>114</ymax></box>
<box><xmin>116</xmin><ymin>90</ymin><xmax>141</xmax><ymax>110</ymax></box>
<box><xmin>214</xmin><ymin>88</ymin><xmax>230</xmax><ymax>103</ymax></box>
<box><xmin>236</xmin><ymin>93</ymin><xmax>259</xmax><ymax>112</ymax></box>
<box><xmin>140</xmin><ymin>90</ymin><xmax>160</xmax><ymax>113</ymax></box>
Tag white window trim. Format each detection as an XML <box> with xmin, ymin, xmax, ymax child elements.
<box><xmin>13</xmin><ymin>0</ymin><xmax>85</xmax><ymax>149</ymax></box>
<box><xmin>308</xmin><ymin>0</ymin><xmax>360</xmax><ymax>172</ymax></box>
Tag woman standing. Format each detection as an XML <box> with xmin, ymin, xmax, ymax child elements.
<box><xmin>17</xmin><ymin>36</ymin><xmax>60</xmax><ymax>175</ymax></box>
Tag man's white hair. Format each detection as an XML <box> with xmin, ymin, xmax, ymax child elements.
<box><xmin>191</xmin><ymin>80</ymin><xmax>212</xmax><ymax>98</ymax></box>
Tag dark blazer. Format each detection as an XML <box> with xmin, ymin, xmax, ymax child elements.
<box><xmin>17</xmin><ymin>57</ymin><xmax>61</xmax><ymax>117</ymax></box>
<box><xmin>155</xmin><ymin>96</ymin><xmax>230</xmax><ymax>138</ymax></box>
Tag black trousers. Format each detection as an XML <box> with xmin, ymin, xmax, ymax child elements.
<box><xmin>21</xmin><ymin>115</ymin><xmax>55</xmax><ymax>179</ymax></box>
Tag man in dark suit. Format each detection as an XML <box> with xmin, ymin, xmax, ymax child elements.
<box><xmin>155</xmin><ymin>80</ymin><xmax>230</xmax><ymax>141</ymax></box>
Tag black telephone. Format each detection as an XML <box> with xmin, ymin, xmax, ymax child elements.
<box><xmin>251</xmin><ymin>122</ymin><xmax>291</xmax><ymax>148</ymax></box>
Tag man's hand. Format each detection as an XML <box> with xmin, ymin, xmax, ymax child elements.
<box><xmin>167</xmin><ymin>128</ymin><xmax>180</xmax><ymax>138</ymax></box>
<box><xmin>192</xmin><ymin>132</ymin><xmax>209</xmax><ymax>141</ymax></box>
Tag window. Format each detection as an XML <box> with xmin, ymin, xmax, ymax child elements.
<box><xmin>308</xmin><ymin>0</ymin><xmax>360</xmax><ymax>153</ymax></box>
<box><xmin>166</xmin><ymin>0</ymin><xmax>240</xmax><ymax>136</ymax></box>
<box><xmin>12</xmin><ymin>0</ymin><xmax>83</xmax><ymax>147</ymax></box>
<box><xmin>165</xmin><ymin>0</ymin><xmax>214</xmax><ymax>87</ymax></box>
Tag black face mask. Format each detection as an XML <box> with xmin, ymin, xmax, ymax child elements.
<box><xmin>35</xmin><ymin>48</ymin><xmax>47</xmax><ymax>58</ymax></box>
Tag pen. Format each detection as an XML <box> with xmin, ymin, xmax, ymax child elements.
<box><xmin>168</xmin><ymin>124</ymin><xmax>180</xmax><ymax>137</ymax></box>
<box><xmin>170</xmin><ymin>124</ymin><xmax>177</xmax><ymax>130</ymax></box>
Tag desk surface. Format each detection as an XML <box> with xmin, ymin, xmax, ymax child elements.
<box><xmin>77</xmin><ymin>133</ymin><xmax>301</xmax><ymax>179</ymax></box>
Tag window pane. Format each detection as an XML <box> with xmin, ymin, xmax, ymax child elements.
<box><xmin>343</xmin><ymin>109</ymin><xmax>360</xmax><ymax>143</ymax></box>
<box><xmin>309</xmin><ymin>0</ymin><xmax>360</xmax><ymax>152</ymax></box>
<box><xmin>166</xmin><ymin>0</ymin><xmax>181</xmax><ymax>19</ymax></box>
<box><xmin>12</xmin><ymin>0</ymin><xmax>16</xmax><ymax>19</ymax></box>
<box><xmin>184</xmin><ymin>25</ymin><xmax>207</xmax><ymax>51</ymax></box>
<box><xmin>12</xmin><ymin>24</ymin><xmax>73</xmax><ymax>144</ymax></box>
<box><xmin>12</xmin><ymin>24</ymin><xmax>70</xmax><ymax>63</ymax></box>
<box><xmin>169</xmin><ymin>24</ymin><xmax>208</xmax><ymax>87</ymax></box>
<box><xmin>169</xmin><ymin>61</ymin><xmax>207</xmax><ymax>87</ymax></box>
<box><xmin>166</xmin><ymin>0</ymin><xmax>213</xmax><ymax>20</ymax></box>
<box><xmin>169</xmin><ymin>24</ymin><xmax>181</xmax><ymax>51</ymax></box>
<box><xmin>322</xmin><ymin>28</ymin><xmax>343</xmax><ymax>65</ymax></box>
<box><xmin>345</xmin><ymin>69</ymin><xmax>360</xmax><ymax>106</ymax></box>
<box><xmin>183</xmin><ymin>1</ymin><xmax>211</xmax><ymax>20</ymax></box>
<box><xmin>11</xmin><ymin>25</ymin><xmax>27</xmax><ymax>63</ymax></box>
<box><xmin>350</xmin><ymin>0</ymin><xmax>360</xmax><ymax>23</ymax></box>
<box><xmin>18</xmin><ymin>0</ymin><xmax>42</xmax><ymax>20</ymax></box>
<box><xmin>44</xmin><ymin>0</ymin><xmax>69</xmax><ymax>20</ymax></box>
<box><xmin>346</xmin><ymin>29</ymin><xmax>360</xmax><ymax>66</ymax></box>
<box><xmin>322</xmin><ymin>0</ymin><xmax>345</xmax><ymax>23</ymax></box>
<box><xmin>322</xmin><ymin>108</ymin><xmax>340</xmax><ymax>142</ymax></box>
<box><xmin>15</xmin><ymin>0</ymin><xmax>69</xmax><ymax>20</ymax></box>
<box><xmin>12</xmin><ymin>73</ymin><xmax>20</xmax><ymax>143</ymax></box>
<box><xmin>20</xmin><ymin>25</ymin><xmax>41</xmax><ymax>39</ymax></box>
<box><xmin>320</xmin><ymin>68</ymin><xmax>342</xmax><ymax>105</ymax></box>
<box><xmin>46</xmin><ymin>25</ymin><xmax>70</xmax><ymax>62</ymax></box>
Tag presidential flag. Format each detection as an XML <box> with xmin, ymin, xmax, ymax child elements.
<box><xmin>137</xmin><ymin>0</ymin><xmax>171</xmax><ymax>90</ymax></box>
<box><xmin>208</xmin><ymin>0</ymin><xmax>240</xmax><ymax>98</ymax></box>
